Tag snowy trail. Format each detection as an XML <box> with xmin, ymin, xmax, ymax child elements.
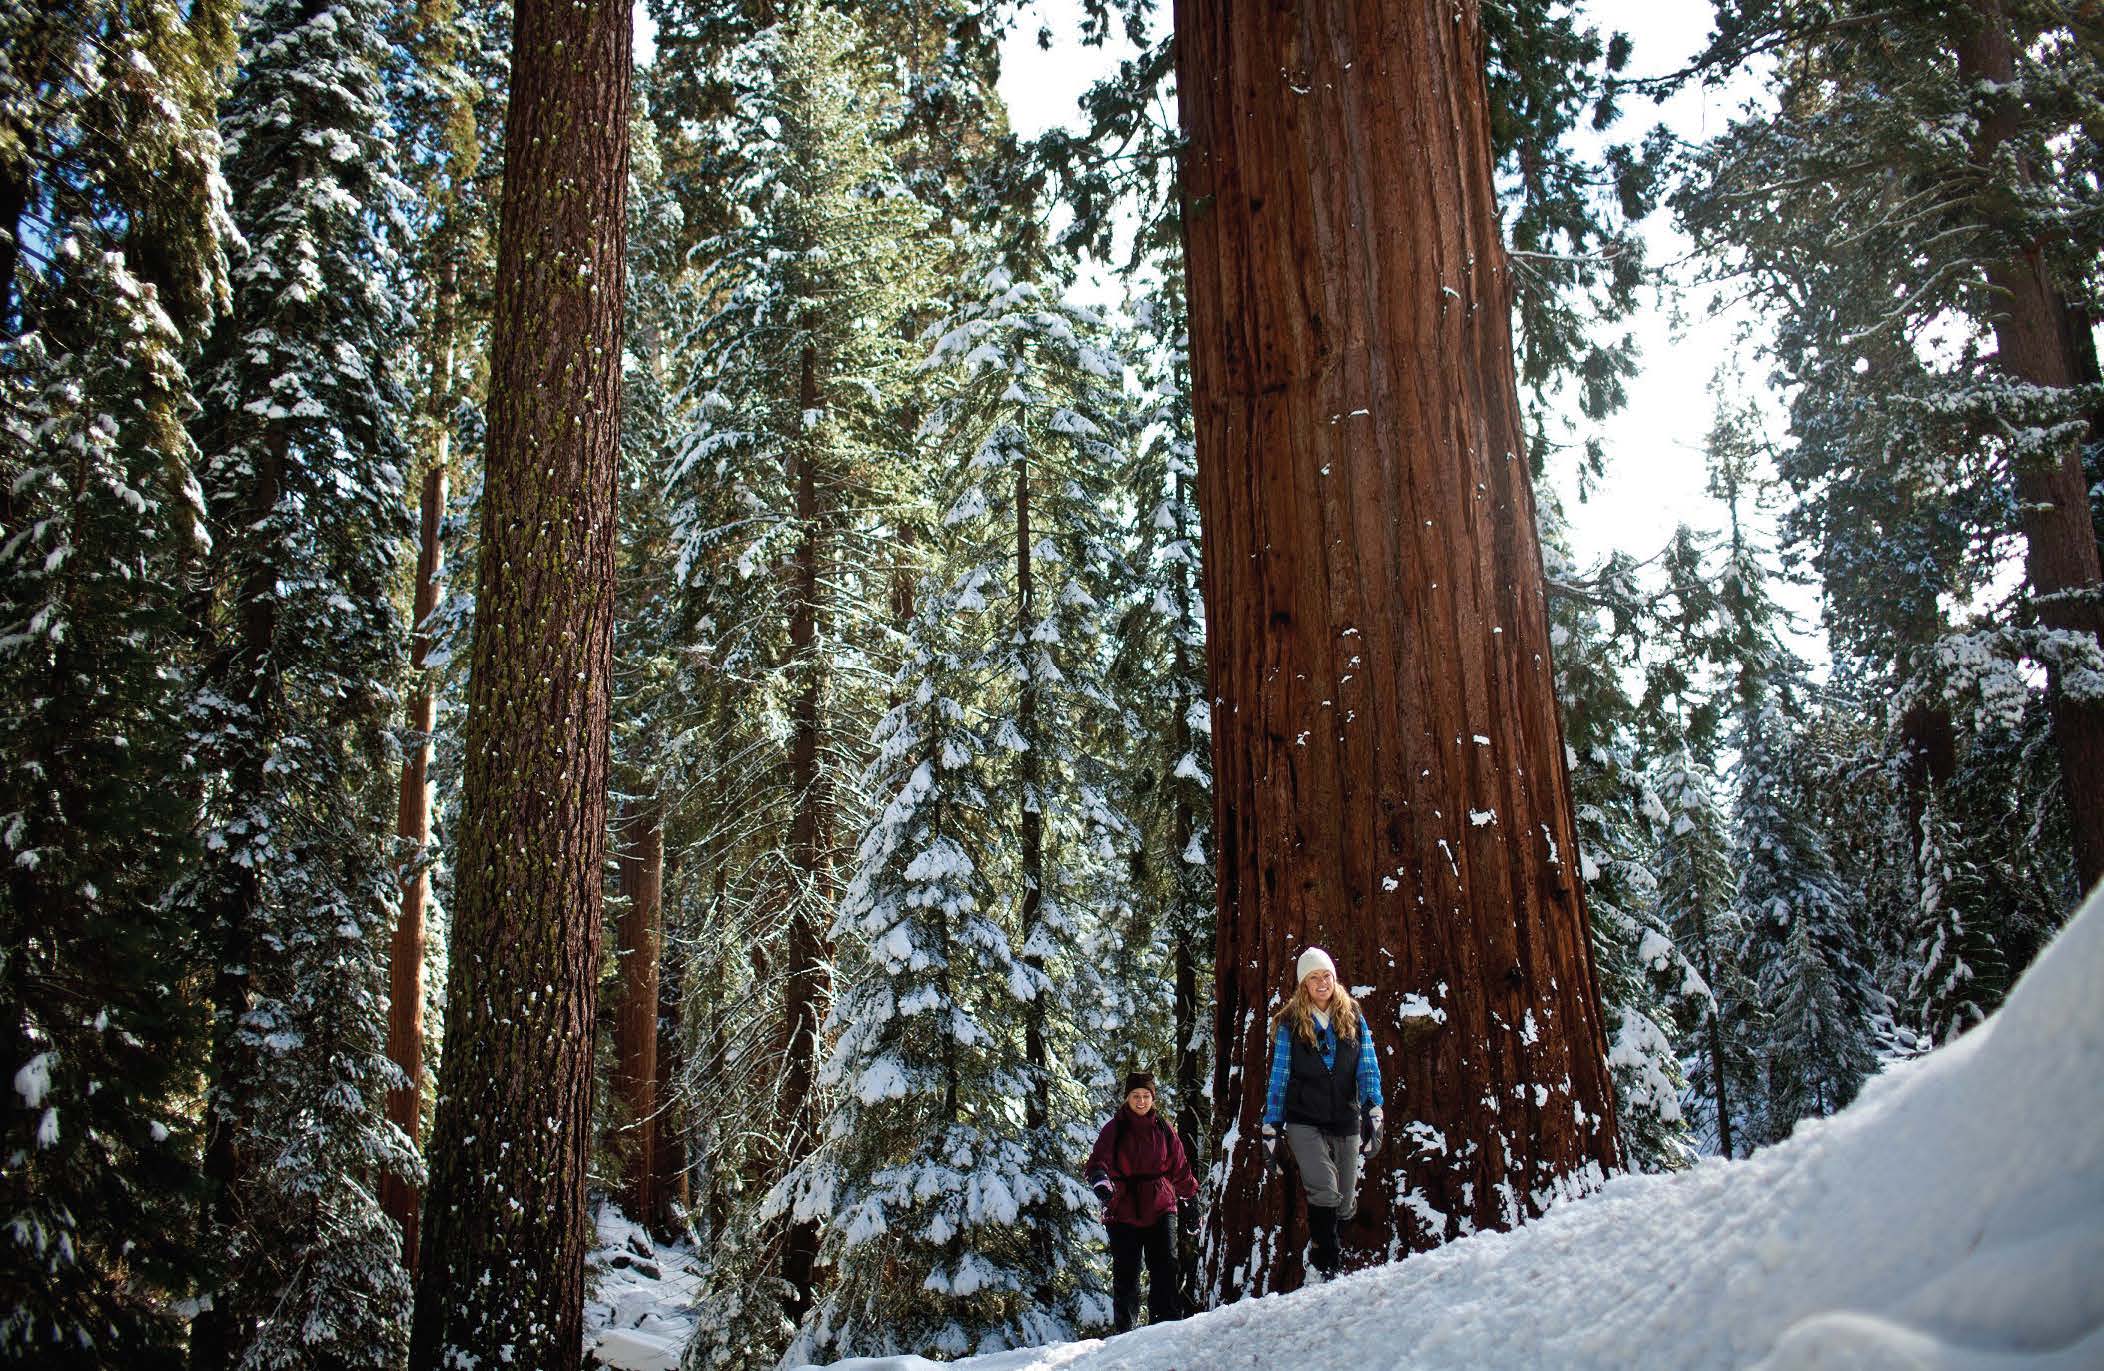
<box><xmin>796</xmin><ymin>887</ymin><xmax>2104</xmax><ymax>1371</ymax></box>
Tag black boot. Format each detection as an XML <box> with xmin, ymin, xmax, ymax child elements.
<box><xmin>1306</xmin><ymin>1204</ymin><xmax>1341</xmax><ymax>1281</ymax></box>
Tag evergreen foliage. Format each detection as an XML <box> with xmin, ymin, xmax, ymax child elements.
<box><xmin>1674</xmin><ymin>0</ymin><xmax>2099</xmax><ymax>1008</ymax></box>
<box><xmin>185</xmin><ymin>0</ymin><xmax>418</xmax><ymax>1359</ymax></box>
<box><xmin>771</xmin><ymin>263</ymin><xmax>1137</xmax><ymax>1364</ymax></box>
<box><xmin>0</xmin><ymin>244</ymin><xmax>216</xmax><ymax>1368</ymax></box>
<box><xmin>1653</xmin><ymin>748</ymin><xmax>1758</xmax><ymax>1157</ymax></box>
<box><xmin>1711</xmin><ymin>449</ymin><xmax>1878</xmax><ymax>1143</ymax></box>
<box><xmin>1538</xmin><ymin>493</ymin><xmax>1698</xmax><ymax>1173</ymax></box>
<box><xmin>0</xmin><ymin>0</ymin><xmax>233</xmax><ymax>1356</ymax></box>
<box><xmin>661</xmin><ymin>7</ymin><xmax>943</xmax><ymax>1361</ymax></box>
<box><xmin>1107</xmin><ymin>282</ymin><xmax>1212</xmax><ymax>1145</ymax></box>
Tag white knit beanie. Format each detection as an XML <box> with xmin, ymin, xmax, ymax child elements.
<box><xmin>1295</xmin><ymin>947</ymin><xmax>1337</xmax><ymax>985</ymax></box>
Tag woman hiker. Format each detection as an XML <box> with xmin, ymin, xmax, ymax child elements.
<box><xmin>1085</xmin><ymin>1070</ymin><xmax>1198</xmax><ymax>1333</ymax></box>
<box><xmin>1260</xmin><ymin>946</ymin><xmax>1386</xmax><ymax>1281</ymax></box>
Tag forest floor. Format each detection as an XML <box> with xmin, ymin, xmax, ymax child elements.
<box><xmin>585</xmin><ymin>1208</ymin><xmax>702</xmax><ymax>1369</ymax></box>
<box><xmin>592</xmin><ymin>890</ymin><xmax>2104</xmax><ymax>1370</ymax></box>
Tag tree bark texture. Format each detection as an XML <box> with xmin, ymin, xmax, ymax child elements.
<box><xmin>383</xmin><ymin>281</ymin><xmax>454</xmax><ymax>1268</ymax></box>
<box><xmin>1174</xmin><ymin>0</ymin><xmax>1622</xmax><ymax>1299</ymax></box>
<box><xmin>780</xmin><ymin>344</ymin><xmax>831</xmax><ymax>1321</ymax></box>
<box><xmin>406</xmin><ymin>0</ymin><xmax>629</xmax><ymax>1362</ymax></box>
<box><xmin>1956</xmin><ymin>0</ymin><xmax>2104</xmax><ymax>892</ymax></box>
<box><xmin>614</xmin><ymin>796</ymin><xmax>665</xmax><ymax>1230</ymax></box>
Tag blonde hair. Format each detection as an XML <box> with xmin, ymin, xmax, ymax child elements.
<box><xmin>1270</xmin><ymin>976</ymin><xmax>1360</xmax><ymax>1049</ymax></box>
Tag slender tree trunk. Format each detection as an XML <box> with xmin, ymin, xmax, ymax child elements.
<box><xmin>1690</xmin><ymin>922</ymin><xmax>1735</xmax><ymax>1161</ymax></box>
<box><xmin>652</xmin><ymin>938</ymin><xmax>687</xmax><ymax>1238</ymax></box>
<box><xmin>1016</xmin><ymin>460</ymin><xmax>1049</xmax><ymax>1134</ymax></box>
<box><xmin>383</xmin><ymin>263</ymin><xmax>456</xmax><ymax>1270</ymax></box>
<box><xmin>780</xmin><ymin>343</ymin><xmax>830</xmax><ymax>1321</ymax></box>
<box><xmin>406</xmin><ymin>0</ymin><xmax>629</xmax><ymax>1360</ymax></box>
<box><xmin>614</xmin><ymin>795</ymin><xmax>665</xmax><ymax>1230</ymax></box>
<box><xmin>1958</xmin><ymin>0</ymin><xmax>2104</xmax><ymax>890</ymax></box>
<box><xmin>1175</xmin><ymin>0</ymin><xmax>1622</xmax><ymax>1297</ymax></box>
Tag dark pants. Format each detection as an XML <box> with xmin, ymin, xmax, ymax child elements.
<box><xmin>1108</xmin><ymin>1214</ymin><xmax>1180</xmax><ymax>1332</ymax></box>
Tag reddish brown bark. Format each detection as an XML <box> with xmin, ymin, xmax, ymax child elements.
<box><xmin>1174</xmin><ymin>0</ymin><xmax>1622</xmax><ymax>1298</ymax></box>
<box><xmin>613</xmin><ymin>797</ymin><xmax>665</xmax><ymax>1230</ymax></box>
<box><xmin>1958</xmin><ymin>0</ymin><xmax>2104</xmax><ymax>891</ymax></box>
<box><xmin>382</xmin><ymin>279</ymin><xmax>454</xmax><ymax>1267</ymax></box>
<box><xmin>406</xmin><ymin>0</ymin><xmax>629</xmax><ymax>1361</ymax></box>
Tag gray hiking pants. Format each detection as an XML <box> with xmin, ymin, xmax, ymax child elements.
<box><xmin>1286</xmin><ymin>1123</ymin><xmax>1361</xmax><ymax>1220</ymax></box>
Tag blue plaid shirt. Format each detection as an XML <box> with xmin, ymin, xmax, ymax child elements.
<box><xmin>1262</xmin><ymin>1013</ymin><xmax>1382</xmax><ymax>1127</ymax></box>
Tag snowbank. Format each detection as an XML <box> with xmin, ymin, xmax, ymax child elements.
<box><xmin>586</xmin><ymin>1206</ymin><xmax>702</xmax><ymax>1371</ymax></box>
<box><xmin>796</xmin><ymin>887</ymin><xmax>2104</xmax><ymax>1370</ymax></box>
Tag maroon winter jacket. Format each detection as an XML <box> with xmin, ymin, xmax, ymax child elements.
<box><xmin>1085</xmin><ymin>1107</ymin><xmax>1198</xmax><ymax>1227</ymax></box>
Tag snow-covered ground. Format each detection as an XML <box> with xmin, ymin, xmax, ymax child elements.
<box><xmin>586</xmin><ymin>1206</ymin><xmax>702</xmax><ymax>1370</ymax></box>
<box><xmin>795</xmin><ymin>888</ymin><xmax>2104</xmax><ymax>1371</ymax></box>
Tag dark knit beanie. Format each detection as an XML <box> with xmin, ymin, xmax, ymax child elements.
<box><xmin>1123</xmin><ymin>1070</ymin><xmax>1157</xmax><ymax>1097</ymax></box>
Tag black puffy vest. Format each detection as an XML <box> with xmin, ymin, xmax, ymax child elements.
<box><xmin>1284</xmin><ymin>1017</ymin><xmax>1360</xmax><ymax>1134</ymax></box>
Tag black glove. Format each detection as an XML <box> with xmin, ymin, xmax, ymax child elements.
<box><xmin>1092</xmin><ymin>1180</ymin><xmax>1114</xmax><ymax>1214</ymax></box>
<box><xmin>1262</xmin><ymin>1124</ymin><xmax>1285</xmax><ymax>1172</ymax></box>
<box><xmin>1359</xmin><ymin>1108</ymin><xmax>1385</xmax><ymax>1158</ymax></box>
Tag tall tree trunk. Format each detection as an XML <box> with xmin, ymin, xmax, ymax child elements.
<box><xmin>613</xmin><ymin>795</ymin><xmax>665</xmax><ymax>1230</ymax></box>
<box><xmin>1174</xmin><ymin>0</ymin><xmax>1623</xmax><ymax>1298</ymax></box>
<box><xmin>1957</xmin><ymin>0</ymin><xmax>2104</xmax><ymax>890</ymax></box>
<box><xmin>652</xmin><ymin>937</ymin><xmax>687</xmax><ymax>1237</ymax></box>
<box><xmin>1703</xmin><ymin>989</ymin><xmax>1735</xmax><ymax>1160</ymax></box>
<box><xmin>406</xmin><ymin>0</ymin><xmax>629</xmax><ymax>1360</ymax></box>
<box><xmin>780</xmin><ymin>343</ymin><xmax>830</xmax><ymax>1321</ymax></box>
<box><xmin>383</xmin><ymin>261</ymin><xmax>456</xmax><ymax>1271</ymax></box>
<box><xmin>1016</xmin><ymin>460</ymin><xmax>1048</xmax><ymax>1135</ymax></box>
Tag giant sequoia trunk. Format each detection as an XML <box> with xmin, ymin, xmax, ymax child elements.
<box><xmin>1174</xmin><ymin>0</ymin><xmax>1622</xmax><ymax>1298</ymax></box>
<box><xmin>1957</xmin><ymin>0</ymin><xmax>2104</xmax><ymax>892</ymax></box>
<box><xmin>406</xmin><ymin>0</ymin><xmax>629</xmax><ymax>1362</ymax></box>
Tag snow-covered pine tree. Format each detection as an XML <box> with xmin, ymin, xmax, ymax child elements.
<box><xmin>1</xmin><ymin>247</ymin><xmax>219</xmax><ymax>1367</ymax></box>
<box><xmin>185</xmin><ymin>0</ymin><xmax>417</xmax><ymax>1361</ymax></box>
<box><xmin>918</xmin><ymin>262</ymin><xmax>1139</xmax><ymax>1324</ymax></box>
<box><xmin>764</xmin><ymin>596</ymin><xmax>1042</xmax><ymax>1365</ymax></box>
<box><xmin>1653</xmin><ymin>746</ymin><xmax>1757</xmax><ymax>1157</ymax></box>
<box><xmin>0</xmin><ymin>2</ymin><xmax>234</xmax><ymax>1356</ymax></box>
<box><xmin>1711</xmin><ymin>455</ymin><xmax>1877</xmax><ymax>1145</ymax></box>
<box><xmin>656</xmin><ymin>2</ymin><xmax>936</xmax><ymax>1333</ymax></box>
<box><xmin>1905</xmin><ymin>788</ymin><xmax>1999</xmax><ymax>1046</ymax></box>
<box><xmin>1537</xmin><ymin>491</ymin><xmax>1698</xmax><ymax>1172</ymax></box>
<box><xmin>770</xmin><ymin>262</ymin><xmax>1138</xmax><ymax>1362</ymax></box>
<box><xmin>1675</xmin><ymin>0</ymin><xmax>2104</xmax><ymax>891</ymax></box>
<box><xmin>1106</xmin><ymin>282</ymin><xmax>1214</xmax><ymax>1299</ymax></box>
<box><xmin>604</xmin><ymin>81</ymin><xmax>689</xmax><ymax>1241</ymax></box>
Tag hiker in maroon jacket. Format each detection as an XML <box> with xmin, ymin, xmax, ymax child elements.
<box><xmin>1085</xmin><ymin>1070</ymin><xmax>1198</xmax><ymax>1333</ymax></box>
